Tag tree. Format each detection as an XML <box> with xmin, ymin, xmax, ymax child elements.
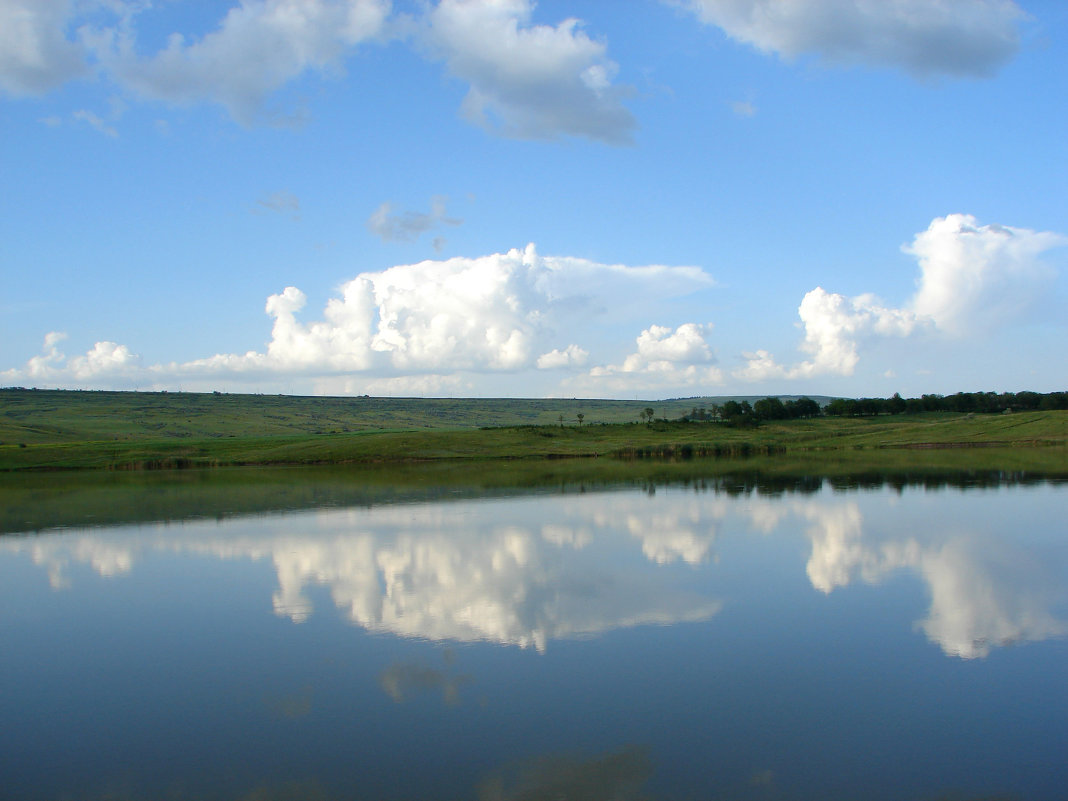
<box><xmin>785</xmin><ymin>397</ymin><xmax>820</xmax><ymax>419</ymax></box>
<box><xmin>825</xmin><ymin>398</ymin><xmax>856</xmax><ymax>417</ymax></box>
<box><xmin>576</xmin><ymin>413</ymin><xmax>584</xmax><ymax>426</ymax></box>
<box><xmin>753</xmin><ymin>397</ymin><xmax>787</xmax><ymax>421</ymax></box>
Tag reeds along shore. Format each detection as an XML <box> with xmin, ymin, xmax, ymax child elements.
<box><xmin>612</xmin><ymin>442</ymin><xmax>787</xmax><ymax>459</ymax></box>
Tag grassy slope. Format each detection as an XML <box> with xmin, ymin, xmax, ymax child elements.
<box><xmin>0</xmin><ymin>389</ymin><xmax>820</xmax><ymax>442</ymax></box>
<box><xmin>1</xmin><ymin>389</ymin><xmax>1065</xmax><ymax>471</ymax></box>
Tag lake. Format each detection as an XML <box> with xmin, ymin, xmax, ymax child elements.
<box><xmin>1</xmin><ymin>467</ymin><xmax>1066</xmax><ymax>800</ymax></box>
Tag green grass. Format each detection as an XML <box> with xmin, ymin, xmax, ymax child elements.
<box><xmin>0</xmin><ymin>388</ymin><xmax>809</xmax><ymax>443</ymax></box>
<box><xmin>1</xmin><ymin>389</ymin><xmax>1065</xmax><ymax>472</ymax></box>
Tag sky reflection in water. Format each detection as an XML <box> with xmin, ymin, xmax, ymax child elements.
<box><xmin>1</xmin><ymin>480</ymin><xmax>1066</xmax><ymax>800</ymax></box>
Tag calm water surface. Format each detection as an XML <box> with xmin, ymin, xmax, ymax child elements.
<box><xmin>1</xmin><ymin>475</ymin><xmax>1066</xmax><ymax>800</ymax></box>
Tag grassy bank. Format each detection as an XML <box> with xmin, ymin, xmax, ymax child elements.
<box><xmin>1</xmin><ymin>389</ymin><xmax>1065</xmax><ymax>471</ymax></box>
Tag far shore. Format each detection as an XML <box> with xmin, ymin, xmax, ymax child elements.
<box><xmin>1</xmin><ymin>389</ymin><xmax>1064</xmax><ymax>472</ymax></box>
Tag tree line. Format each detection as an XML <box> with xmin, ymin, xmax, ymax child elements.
<box><xmin>676</xmin><ymin>397</ymin><xmax>821</xmax><ymax>425</ymax></box>
<box><xmin>822</xmin><ymin>390</ymin><xmax>1068</xmax><ymax>417</ymax></box>
<box><xmin>672</xmin><ymin>390</ymin><xmax>1066</xmax><ymax>425</ymax></box>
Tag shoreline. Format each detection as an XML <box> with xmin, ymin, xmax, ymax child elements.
<box><xmin>2</xmin><ymin>416</ymin><xmax>1064</xmax><ymax>472</ymax></box>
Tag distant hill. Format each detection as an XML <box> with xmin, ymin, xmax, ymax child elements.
<box><xmin>0</xmin><ymin>389</ymin><xmax>834</xmax><ymax>443</ymax></box>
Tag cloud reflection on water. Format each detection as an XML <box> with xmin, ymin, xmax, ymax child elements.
<box><xmin>800</xmin><ymin>498</ymin><xmax>1067</xmax><ymax>658</ymax></box>
<box><xmin>3</xmin><ymin>485</ymin><xmax>1064</xmax><ymax>658</ymax></box>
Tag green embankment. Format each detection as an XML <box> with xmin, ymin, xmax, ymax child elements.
<box><xmin>0</xmin><ymin>389</ymin><xmax>1065</xmax><ymax>471</ymax></box>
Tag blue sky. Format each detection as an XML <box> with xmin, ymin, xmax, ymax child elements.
<box><xmin>2</xmin><ymin>0</ymin><xmax>1066</xmax><ymax>398</ymax></box>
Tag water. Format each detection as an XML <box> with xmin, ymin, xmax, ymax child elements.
<box><xmin>1</xmin><ymin>471</ymin><xmax>1066</xmax><ymax>800</ymax></box>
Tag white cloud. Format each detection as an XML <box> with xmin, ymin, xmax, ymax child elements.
<box><xmin>733</xmin><ymin>348</ymin><xmax>787</xmax><ymax>383</ymax></box>
<box><xmin>366</xmin><ymin>196</ymin><xmax>462</xmax><ymax>244</ymax></box>
<box><xmin>22</xmin><ymin>330</ymin><xmax>68</xmax><ymax>377</ymax></box>
<box><xmin>72</xmin><ymin>108</ymin><xmax>117</xmax><ymax>137</ymax></box>
<box><xmin>364</xmin><ymin>247</ymin><xmax>542</xmax><ymax>371</ymax></box>
<box><xmin>256</xmin><ymin>190</ymin><xmax>301</xmax><ymax>217</ymax></box>
<box><xmin>3</xmin><ymin>0</ymin><xmax>636</xmax><ymax>141</ymax></box>
<box><xmin>191</xmin><ymin>245</ymin><xmax>708</xmax><ymax>379</ymax></box>
<box><xmin>906</xmin><ymin>213</ymin><xmax>1066</xmax><ymax>336</ymax></box>
<box><xmin>736</xmin><ymin>214</ymin><xmax>1064</xmax><ymax>382</ymax></box>
<box><xmin>5</xmin><ymin>245</ymin><xmax>712</xmax><ymax>392</ymax></box>
<box><xmin>92</xmin><ymin>0</ymin><xmax>390</xmax><ymax>124</ymax></box>
<box><xmin>578</xmin><ymin>323</ymin><xmax>723</xmax><ymax>393</ymax></box>
<box><xmin>327</xmin><ymin>372</ymin><xmax>473</xmax><ymax>397</ymax></box>
<box><xmin>788</xmin><ymin>288</ymin><xmax>917</xmax><ymax>378</ymax></box>
<box><xmin>536</xmin><ymin>344</ymin><xmax>588</xmax><ymax>369</ymax></box>
<box><xmin>2</xmin><ymin>331</ymin><xmax>141</xmax><ymax>386</ymax></box>
<box><xmin>677</xmin><ymin>0</ymin><xmax>1025</xmax><ymax>78</ymax></box>
<box><xmin>419</xmin><ymin>0</ymin><xmax>635</xmax><ymax>142</ymax></box>
<box><xmin>71</xmin><ymin>340</ymin><xmax>141</xmax><ymax>378</ymax></box>
<box><xmin>0</xmin><ymin>0</ymin><xmax>87</xmax><ymax>95</ymax></box>
<box><xmin>730</xmin><ymin>99</ymin><xmax>755</xmax><ymax>117</ymax></box>
<box><xmin>626</xmin><ymin>323</ymin><xmax>714</xmax><ymax>368</ymax></box>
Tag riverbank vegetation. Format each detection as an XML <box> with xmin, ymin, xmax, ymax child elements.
<box><xmin>1</xmin><ymin>388</ymin><xmax>1064</xmax><ymax>471</ymax></box>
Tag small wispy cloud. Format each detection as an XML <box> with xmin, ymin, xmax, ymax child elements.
<box><xmin>677</xmin><ymin>0</ymin><xmax>1025</xmax><ymax>79</ymax></box>
<box><xmin>255</xmin><ymin>190</ymin><xmax>301</xmax><ymax>220</ymax></box>
<box><xmin>72</xmin><ymin>109</ymin><xmax>118</xmax><ymax>137</ymax></box>
<box><xmin>366</xmin><ymin>196</ymin><xmax>462</xmax><ymax>246</ymax></box>
<box><xmin>731</xmin><ymin>100</ymin><xmax>756</xmax><ymax>117</ymax></box>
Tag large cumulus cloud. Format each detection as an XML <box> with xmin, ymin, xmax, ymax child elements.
<box><xmin>737</xmin><ymin>214</ymin><xmax>1065</xmax><ymax>381</ymax></box>
<box><xmin>3</xmin><ymin>244</ymin><xmax>713</xmax><ymax>392</ymax></box>
<box><xmin>907</xmin><ymin>214</ymin><xmax>1065</xmax><ymax>336</ymax></box>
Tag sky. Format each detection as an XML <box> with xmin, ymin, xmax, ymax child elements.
<box><xmin>2</xmin><ymin>0</ymin><xmax>1066</xmax><ymax>399</ymax></box>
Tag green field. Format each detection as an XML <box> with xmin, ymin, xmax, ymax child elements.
<box><xmin>0</xmin><ymin>388</ymin><xmax>828</xmax><ymax>440</ymax></box>
<box><xmin>1</xmin><ymin>388</ymin><xmax>1065</xmax><ymax>471</ymax></box>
